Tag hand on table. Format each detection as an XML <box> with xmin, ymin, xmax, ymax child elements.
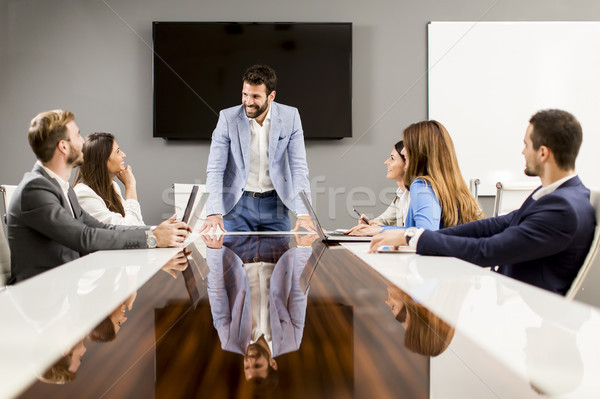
<box><xmin>368</xmin><ymin>230</ymin><xmax>407</xmax><ymax>253</ymax></box>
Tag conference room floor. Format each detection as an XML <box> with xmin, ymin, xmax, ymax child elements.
<box><xmin>3</xmin><ymin>233</ymin><xmax>600</xmax><ymax>398</ymax></box>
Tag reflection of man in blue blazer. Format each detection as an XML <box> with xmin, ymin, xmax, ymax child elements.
<box><xmin>371</xmin><ymin>109</ymin><xmax>596</xmax><ymax>295</ymax></box>
<box><xmin>201</xmin><ymin>65</ymin><xmax>313</xmax><ymax>233</ymax></box>
<box><xmin>206</xmin><ymin>235</ymin><xmax>311</xmax><ymax>381</ymax></box>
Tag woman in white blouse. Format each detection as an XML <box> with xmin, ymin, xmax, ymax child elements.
<box><xmin>346</xmin><ymin>140</ymin><xmax>410</xmax><ymax>236</ymax></box>
<box><xmin>73</xmin><ymin>133</ymin><xmax>144</xmax><ymax>225</ymax></box>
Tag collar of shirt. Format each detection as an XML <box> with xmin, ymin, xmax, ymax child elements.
<box><xmin>532</xmin><ymin>174</ymin><xmax>577</xmax><ymax>200</ymax></box>
<box><xmin>37</xmin><ymin>160</ymin><xmax>71</xmax><ymax>193</ymax></box>
<box><xmin>396</xmin><ymin>187</ymin><xmax>407</xmax><ymax>197</ymax></box>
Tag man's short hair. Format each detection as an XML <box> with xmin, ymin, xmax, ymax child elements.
<box><xmin>529</xmin><ymin>109</ymin><xmax>582</xmax><ymax>170</ymax></box>
<box><xmin>28</xmin><ymin>109</ymin><xmax>75</xmax><ymax>162</ymax></box>
<box><xmin>38</xmin><ymin>355</ymin><xmax>76</xmax><ymax>384</ymax></box>
<box><xmin>242</xmin><ymin>65</ymin><xmax>277</xmax><ymax>95</ymax></box>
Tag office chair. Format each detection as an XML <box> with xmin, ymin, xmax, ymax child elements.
<box><xmin>565</xmin><ymin>188</ymin><xmax>600</xmax><ymax>304</ymax></box>
<box><xmin>1</xmin><ymin>185</ymin><xmax>17</xmax><ymax>228</ymax></box>
<box><xmin>469</xmin><ymin>179</ymin><xmax>480</xmax><ymax>198</ymax></box>
<box><xmin>0</xmin><ymin>224</ymin><xmax>9</xmax><ymax>286</ymax></box>
<box><xmin>492</xmin><ymin>182</ymin><xmax>537</xmax><ymax>217</ymax></box>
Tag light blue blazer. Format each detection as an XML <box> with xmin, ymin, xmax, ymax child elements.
<box><xmin>205</xmin><ymin>102</ymin><xmax>311</xmax><ymax>216</ymax></box>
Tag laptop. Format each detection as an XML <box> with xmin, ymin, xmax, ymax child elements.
<box><xmin>299</xmin><ymin>190</ymin><xmax>372</xmax><ymax>242</ymax></box>
<box><xmin>180</xmin><ymin>186</ymin><xmax>209</xmax><ymax>230</ymax></box>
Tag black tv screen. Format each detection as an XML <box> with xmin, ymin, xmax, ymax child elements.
<box><xmin>152</xmin><ymin>22</ymin><xmax>352</xmax><ymax>140</ymax></box>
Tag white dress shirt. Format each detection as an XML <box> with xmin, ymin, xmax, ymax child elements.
<box><xmin>244</xmin><ymin>106</ymin><xmax>275</xmax><ymax>193</ymax></box>
<box><xmin>74</xmin><ymin>181</ymin><xmax>144</xmax><ymax>226</ymax></box>
<box><xmin>246</xmin><ymin>261</ymin><xmax>275</xmax><ymax>354</ymax></box>
<box><xmin>38</xmin><ymin>161</ymin><xmax>74</xmax><ymax>217</ymax></box>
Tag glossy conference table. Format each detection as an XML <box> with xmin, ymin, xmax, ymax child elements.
<box><xmin>1</xmin><ymin>232</ymin><xmax>600</xmax><ymax>398</ymax></box>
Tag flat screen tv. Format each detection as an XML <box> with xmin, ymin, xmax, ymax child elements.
<box><xmin>152</xmin><ymin>22</ymin><xmax>352</xmax><ymax>140</ymax></box>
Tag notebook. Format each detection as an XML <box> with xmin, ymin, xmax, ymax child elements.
<box><xmin>299</xmin><ymin>190</ymin><xmax>372</xmax><ymax>242</ymax></box>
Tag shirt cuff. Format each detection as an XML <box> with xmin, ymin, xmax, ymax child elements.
<box><xmin>408</xmin><ymin>228</ymin><xmax>425</xmax><ymax>249</ymax></box>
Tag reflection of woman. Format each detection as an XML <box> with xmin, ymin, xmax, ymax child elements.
<box><xmin>39</xmin><ymin>340</ymin><xmax>86</xmax><ymax>384</ymax></box>
<box><xmin>346</xmin><ymin>141</ymin><xmax>410</xmax><ymax>236</ymax></box>
<box><xmin>74</xmin><ymin>132</ymin><xmax>144</xmax><ymax>225</ymax></box>
<box><xmin>351</xmin><ymin>121</ymin><xmax>481</xmax><ymax>237</ymax></box>
<box><xmin>88</xmin><ymin>292</ymin><xmax>137</xmax><ymax>342</ymax></box>
<box><xmin>385</xmin><ymin>285</ymin><xmax>454</xmax><ymax>357</ymax></box>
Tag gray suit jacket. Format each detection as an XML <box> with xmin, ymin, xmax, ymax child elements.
<box><xmin>7</xmin><ymin>164</ymin><xmax>148</xmax><ymax>283</ymax></box>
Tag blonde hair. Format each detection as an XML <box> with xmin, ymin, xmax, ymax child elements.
<box><xmin>403</xmin><ymin>120</ymin><xmax>482</xmax><ymax>227</ymax></box>
<box><xmin>28</xmin><ymin>109</ymin><xmax>75</xmax><ymax>162</ymax></box>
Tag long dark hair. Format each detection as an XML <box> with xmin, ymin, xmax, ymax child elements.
<box><xmin>74</xmin><ymin>132</ymin><xmax>125</xmax><ymax>216</ymax></box>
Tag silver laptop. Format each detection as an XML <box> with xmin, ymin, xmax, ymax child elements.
<box><xmin>299</xmin><ymin>190</ymin><xmax>372</xmax><ymax>242</ymax></box>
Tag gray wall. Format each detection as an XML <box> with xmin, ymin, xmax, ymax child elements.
<box><xmin>1</xmin><ymin>0</ymin><xmax>599</xmax><ymax>227</ymax></box>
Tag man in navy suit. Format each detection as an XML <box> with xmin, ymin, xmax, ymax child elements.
<box><xmin>370</xmin><ymin>109</ymin><xmax>596</xmax><ymax>295</ymax></box>
<box><xmin>200</xmin><ymin>65</ymin><xmax>313</xmax><ymax>233</ymax></box>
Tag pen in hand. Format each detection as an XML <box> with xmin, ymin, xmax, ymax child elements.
<box><xmin>353</xmin><ymin>208</ymin><xmax>370</xmax><ymax>225</ymax></box>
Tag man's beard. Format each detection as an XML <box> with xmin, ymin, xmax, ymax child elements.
<box><xmin>524</xmin><ymin>164</ymin><xmax>539</xmax><ymax>177</ymax></box>
<box><xmin>67</xmin><ymin>147</ymin><xmax>83</xmax><ymax>167</ymax></box>
<box><xmin>244</xmin><ymin>101</ymin><xmax>268</xmax><ymax>119</ymax></box>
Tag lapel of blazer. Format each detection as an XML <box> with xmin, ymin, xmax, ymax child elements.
<box><xmin>268</xmin><ymin>102</ymin><xmax>282</xmax><ymax>164</ymax></box>
<box><xmin>33</xmin><ymin>163</ymin><xmax>77</xmax><ymax>217</ymax></box>
<box><xmin>237</xmin><ymin>106</ymin><xmax>251</xmax><ymax>170</ymax></box>
<box><xmin>68</xmin><ymin>188</ymin><xmax>82</xmax><ymax>219</ymax></box>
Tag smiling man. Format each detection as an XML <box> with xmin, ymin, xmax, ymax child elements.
<box><xmin>370</xmin><ymin>109</ymin><xmax>596</xmax><ymax>295</ymax></box>
<box><xmin>201</xmin><ymin>65</ymin><xmax>313</xmax><ymax>233</ymax></box>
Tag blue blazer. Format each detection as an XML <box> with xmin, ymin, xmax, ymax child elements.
<box><xmin>205</xmin><ymin>102</ymin><xmax>311</xmax><ymax>216</ymax></box>
<box><xmin>206</xmin><ymin>236</ymin><xmax>311</xmax><ymax>357</ymax></box>
<box><xmin>417</xmin><ymin>176</ymin><xmax>596</xmax><ymax>295</ymax></box>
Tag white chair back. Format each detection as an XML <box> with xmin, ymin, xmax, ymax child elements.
<box><xmin>493</xmin><ymin>182</ymin><xmax>537</xmax><ymax>217</ymax></box>
<box><xmin>1</xmin><ymin>184</ymin><xmax>17</xmax><ymax>226</ymax></box>
<box><xmin>0</xmin><ymin>225</ymin><xmax>9</xmax><ymax>286</ymax></box>
<box><xmin>172</xmin><ymin>184</ymin><xmax>207</xmax><ymax>231</ymax></box>
<box><xmin>469</xmin><ymin>178</ymin><xmax>480</xmax><ymax>198</ymax></box>
<box><xmin>566</xmin><ymin>188</ymin><xmax>600</xmax><ymax>303</ymax></box>
<box><xmin>0</xmin><ymin>185</ymin><xmax>16</xmax><ymax>285</ymax></box>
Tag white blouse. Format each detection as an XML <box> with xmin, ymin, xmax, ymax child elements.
<box><xmin>372</xmin><ymin>187</ymin><xmax>410</xmax><ymax>227</ymax></box>
<box><xmin>74</xmin><ymin>181</ymin><xmax>145</xmax><ymax>226</ymax></box>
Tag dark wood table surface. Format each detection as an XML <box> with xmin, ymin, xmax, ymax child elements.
<box><xmin>19</xmin><ymin>234</ymin><xmax>430</xmax><ymax>399</ymax></box>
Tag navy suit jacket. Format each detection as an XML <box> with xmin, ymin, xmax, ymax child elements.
<box><xmin>205</xmin><ymin>102</ymin><xmax>311</xmax><ymax>216</ymax></box>
<box><xmin>417</xmin><ymin>176</ymin><xmax>596</xmax><ymax>295</ymax></box>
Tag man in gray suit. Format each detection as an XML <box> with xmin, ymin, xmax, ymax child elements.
<box><xmin>7</xmin><ymin>109</ymin><xmax>191</xmax><ymax>283</ymax></box>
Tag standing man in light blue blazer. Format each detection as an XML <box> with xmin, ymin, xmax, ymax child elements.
<box><xmin>201</xmin><ymin>65</ymin><xmax>314</xmax><ymax>232</ymax></box>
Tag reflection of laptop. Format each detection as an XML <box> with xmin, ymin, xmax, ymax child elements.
<box><xmin>299</xmin><ymin>241</ymin><xmax>327</xmax><ymax>294</ymax></box>
<box><xmin>181</xmin><ymin>241</ymin><xmax>210</xmax><ymax>308</ymax></box>
<box><xmin>299</xmin><ymin>190</ymin><xmax>372</xmax><ymax>242</ymax></box>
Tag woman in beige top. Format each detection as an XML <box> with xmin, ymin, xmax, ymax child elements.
<box><xmin>347</xmin><ymin>140</ymin><xmax>410</xmax><ymax>236</ymax></box>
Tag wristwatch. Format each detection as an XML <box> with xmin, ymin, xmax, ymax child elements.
<box><xmin>145</xmin><ymin>229</ymin><xmax>157</xmax><ymax>249</ymax></box>
<box><xmin>404</xmin><ymin>227</ymin><xmax>418</xmax><ymax>246</ymax></box>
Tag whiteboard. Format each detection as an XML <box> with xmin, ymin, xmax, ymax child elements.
<box><xmin>428</xmin><ymin>22</ymin><xmax>600</xmax><ymax>195</ymax></box>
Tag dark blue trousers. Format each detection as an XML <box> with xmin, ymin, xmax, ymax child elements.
<box><xmin>223</xmin><ymin>193</ymin><xmax>290</xmax><ymax>232</ymax></box>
